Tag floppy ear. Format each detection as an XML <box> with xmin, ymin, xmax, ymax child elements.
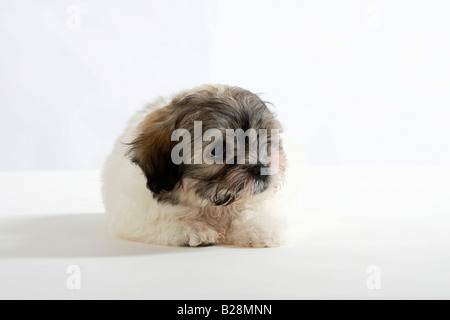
<box><xmin>127</xmin><ymin>107</ymin><xmax>181</xmax><ymax>194</ymax></box>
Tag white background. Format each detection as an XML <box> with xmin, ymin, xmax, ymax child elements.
<box><xmin>1</xmin><ymin>1</ymin><xmax>450</xmax><ymax>300</ymax></box>
<box><xmin>1</xmin><ymin>0</ymin><xmax>449</xmax><ymax>171</ymax></box>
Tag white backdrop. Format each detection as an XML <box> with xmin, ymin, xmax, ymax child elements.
<box><xmin>1</xmin><ymin>0</ymin><xmax>449</xmax><ymax>170</ymax></box>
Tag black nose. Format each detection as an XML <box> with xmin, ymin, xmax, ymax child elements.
<box><xmin>249</xmin><ymin>163</ymin><xmax>269</xmax><ymax>177</ymax></box>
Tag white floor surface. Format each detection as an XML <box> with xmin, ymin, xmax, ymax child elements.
<box><xmin>0</xmin><ymin>167</ymin><xmax>449</xmax><ymax>299</ymax></box>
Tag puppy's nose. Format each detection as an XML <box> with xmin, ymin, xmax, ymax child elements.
<box><xmin>249</xmin><ymin>163</ymin><xmax>269</xmax><ymax>177</ymax></box>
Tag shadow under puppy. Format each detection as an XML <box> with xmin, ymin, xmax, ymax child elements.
<box><xmin>102</xmin><ymin>84</ymin><xmax>292</xmax><ymax>247</ymax></box>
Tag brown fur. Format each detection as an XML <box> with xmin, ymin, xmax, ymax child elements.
<box><xmin>127</xmin><ymin>85</ymin><xmax>285</xmax><ymax>207</ymax></box>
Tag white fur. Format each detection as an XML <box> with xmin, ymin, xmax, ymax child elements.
<box><xmin>102</xmin><ymin>93</ymin><xmax>302</xmax><ymax>247</ymax></box>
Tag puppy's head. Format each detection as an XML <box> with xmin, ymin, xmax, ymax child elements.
<box><xmin>127</xmin><ymin>85</ymin><xmax>286</xmax><ymax>207</ymax></box>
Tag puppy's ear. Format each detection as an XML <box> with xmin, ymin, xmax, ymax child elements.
<box><xmin>127</xmin><ymin>106</ymin><xmax>181</xmax><ymax>194</ymax></box>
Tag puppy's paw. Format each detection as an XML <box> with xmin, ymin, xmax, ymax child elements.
<box><xmin>180</xmin><ymin>223</ymin><xmax>220</xmax><ymax>247</ymax></box>
<box><xmin>228</xmin><ymin>226</ymin><xmax>286</xmax><ymax>248</ymax></box>
<box><xmin>242</xmin><ymin>234</ymin><xmax>285</xmax><ymax>248</ymax></box>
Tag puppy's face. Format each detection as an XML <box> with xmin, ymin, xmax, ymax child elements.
<box><xmin>128</xmin><ymin>85</ymin><xmax>286</xmax><ymax>207</ymax></box>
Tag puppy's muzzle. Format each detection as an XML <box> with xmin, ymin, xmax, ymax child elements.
<box><xmin>249</xmin><ymin>163</ymin><xmax>270</xmax><ymax>181</ymax></box>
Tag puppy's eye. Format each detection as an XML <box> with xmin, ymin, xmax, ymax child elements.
<box><xmin>210</xmin><ymin>147</ymin><xmax>224</xmax><ymax>158</ymax></box>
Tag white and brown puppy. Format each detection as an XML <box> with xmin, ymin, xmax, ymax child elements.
<box><xmin>102</xmin><ymin>84</ymin><xmax>295</xmax><ymax>247</ymax></box>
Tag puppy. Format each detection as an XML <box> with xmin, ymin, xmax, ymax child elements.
<box><xmin>102</xmin><ymin>84</ymin><xmax>293</xmax><ymax>247</ymax></box>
